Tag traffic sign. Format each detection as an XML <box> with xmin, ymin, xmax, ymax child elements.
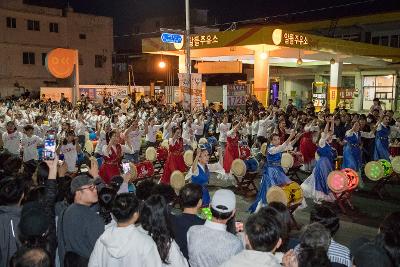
<box><xmin>161</xmin><ymin>33</ymin><xmax>183</xmax><ymax>44</ymax></box>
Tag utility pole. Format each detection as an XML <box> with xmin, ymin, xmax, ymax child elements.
<box><xmin>185</xmin><ymin>0</ymin><xmax>191</xmax><ymax>111</ymax></box>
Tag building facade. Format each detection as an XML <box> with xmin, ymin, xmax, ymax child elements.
<box><xmin>0</xmin><ymin>0</ymin><xmax>113</xmax><ymax>97</ymax></box>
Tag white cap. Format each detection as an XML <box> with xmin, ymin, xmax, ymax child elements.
<box><xmin>211</xmin><ymin>189</ymin><xmax>236</xmax><ymax>213</ymax></box>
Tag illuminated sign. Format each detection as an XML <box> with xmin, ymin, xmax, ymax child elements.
<box><xmin>161</xmin><ymin>33</ymin><xmax>183</xmax><ymax>44</ymax></box>
<box><xmin>272</xmin><ymin>29</ymin><xmax>310</xmax><ymax>47</ymax></box>
<box><xmin>190</xmin><ymin>34</ymin><xmax>218</xmax><ymax>47</ymax></box>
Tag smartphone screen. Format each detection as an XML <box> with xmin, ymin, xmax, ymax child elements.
<box><xmin>122</xmin><ymin>162</ymin><xmax>130</xmax><ymax>174</ymax></box>
<box><xmin>43</xmin><ymin>135</ymin><xmax>56</xmax><ymax>160</ymax></box>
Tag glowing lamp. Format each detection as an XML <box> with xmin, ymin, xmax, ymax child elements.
<box><xmin>391</xmin><ymin>156</ymin><xmax>400</xmax><ymax>174</ymax></box>
<box><xmin>158</xmin><ymin>61</ymin><xmax>166</xmax><ymax>68</ymax></box>
<box><xmin>364</xmin><ymin>161</ymin><xmax>384</xmax><ymax>181</ymax></box>
<box><xmin>341</xmin><ymin>168</ymin><xmax>359</xmax><ymax>191</ymax></box>
<box><xmin>260</xmin><ymin>52</ymin><xmax>268</xmax><ymax>60</ymax></box>
<box><xmin>297</xmin><ymin>58</ymin><xmax>303</xmax><ymax>65</ymax></box>
<box><xmin>379</xmin><ymin>159</ymin><xmax>393</xmax><ymax>177</ymax></box>
<box><xmin>327</xmin><ymin>170</ymin><xmax>348</xmax><ymax>193</ymax></box>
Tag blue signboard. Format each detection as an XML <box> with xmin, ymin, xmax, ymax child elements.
<box><xmin>161</xmin><ymin>33</ymin><xmax>183</xmax><ymax>44</ymax></box>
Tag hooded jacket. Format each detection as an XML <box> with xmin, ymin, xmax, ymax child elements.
<box><xmin>88</xmin><ymin>223</ymin><xmax>162</xmax><ymax>267</ymax></box>
<box><xmin>0</xmin><ymin>205</ymin><xmax>21</xmax><ymax>267</ymax></box>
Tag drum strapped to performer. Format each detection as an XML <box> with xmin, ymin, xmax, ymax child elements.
<box><xmin>231</xmin><ymin>159</ymin><xmax>247</xmax><ymax>177</ymax></box>
<box><xmin>266</xmin><ymin>182</ymin><xmax>303</xmax><ymax>207</ymax></box>
<box><xmin>145</xmin><ymin>147</ymin><xmax>157</xmax><ymax>162</ymax></box>
<box><xmin>184</xmin><ymin>150</ymin><xmax>194</xmax><ymax>167</ymax></box>
<box><xmin>170</xmin><ymin>170</ymin><xmax>185</xmax><ymax>193</ymax></box>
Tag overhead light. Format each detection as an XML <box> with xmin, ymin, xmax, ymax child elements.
<box><xmin>159</xmin><ymin>61</ymin><xmax>166</xmax><ymax>68</ymax></box>
<box><xmin>297</xmin><ymin>58</ymin><xmax>303</xmax><ymax>65</ymax></box>
<box><xmin>260</xmin><ymin>52</ymin><xmax>268</xmax><ymax>60</ymax></box>
<box><xmin>330</xmin><ymin>58</ymin><xmax>336</xmax><ymax>64</ymax></box>
<box><xmin>297</xmin><ymin>49</ymin><xmax>302</xmax><ymax>65</ymax></box>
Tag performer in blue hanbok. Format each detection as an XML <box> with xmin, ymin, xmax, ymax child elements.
<box><xmin>249</xmin><ymin>131</ymin><xmax>300</xmax><ymax>213</ymax></box>
<box><xmin>374</xmin><ymin>115</ymin><xmax>391</xmax><ymax>161</ymax></box>
<box><xmin>343</xmin><ymin>121</ymin><xmax>376</xmax><ymax>188</ymax></box>
<box><xmin>185</xmin><ymin>145</ymin><xmax>225</xmax><ymax>207</ymax></box>
<box><xmin>302</xmin><ymin>117</ymin><xmax>336</xmax><ymax>202</ymax></box>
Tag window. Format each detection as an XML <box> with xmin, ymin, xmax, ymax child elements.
<box><xmin>23</xmin><ymin>52</ymin><xmax>35</xmax><ymax>65</ymax></box>
<box><xmin>79</xmin><ymin>33</ymin><xmax>86</xmax><ymax>39</ymax></box>
<box><xmin>381</xmin><ymin>36</ymin><xmax>389</xmax><ymax>46</ymax></box>
<box><xmin>42</xmin><ymin>53</ymin><xmax>47</xmax><ymax>66</ymax></box>
<box><xmin>49</xmin><ymin>22</ymin><xmax>59</xmax><ymax>33</ymax></box>
<box><xmin>363</xmin><ymin>75</ymin><xmax>396</xmax><ymax>110</ymax></box>
<box><xmin>390</xmin><ymin>35</ymin><xmax>399</xmax><ymax>48</ymax></box>
<box><xmin>78</xmin><ymin>54</ymin><xmax>84</xmax><ymax>65</ymax></box>
<box><xmin>364</xmin><ymin>32</ymin><xmax>371</xmax><ymax>43</ymax></box>
<box><xmin>27</xmin><ymin>20</ymin><xmax>40</xmax><ymax>31</ymax></box>
<box><xmin>6</xmin><ymin>17</ymin><xmax>16</xmax><ymax>28</ymax></box>
<box><xmin>371</xmin><ymin>36</ymin><xmax>380</xmax><ymax>45</ymax></box>
<box><xmin>95</xmin><ymin>55</ymin><xmax>104</xmax><ymax>68</ymax></box>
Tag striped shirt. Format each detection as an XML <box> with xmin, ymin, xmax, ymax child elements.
<box><xmin>295</xmin><ymin>239</ymin><xmax>351</xmax><ymax>267</ymax></box>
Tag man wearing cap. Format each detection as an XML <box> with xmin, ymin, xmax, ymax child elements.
<box><xmin>57</xmin><ymin>174</ymin><xmax>105</xmax><ymax>266</ymax></box>
<box><xmin>187</xmin><ymin>189</ymin><xmax>243</xmax><ymax>267</ymax></box>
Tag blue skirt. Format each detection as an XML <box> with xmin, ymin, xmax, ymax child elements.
<box><xmin>314</xmin><ymin>157</ymin><xmax>333</xmax><ymax>195</ymax></box>
<box><xmin>373</xmin><ymin>138</ymin><xmax>390</xmax><ymax>161</ymax></box>
<box><xmin>342</xmin><ymin>144</ymin><xmax>361</xmax><ymax>172</ymax></box>
<box><xmin>249</xmin><ymin>165</ymin><xmax>292</xmax><ymax>213</ymax></box>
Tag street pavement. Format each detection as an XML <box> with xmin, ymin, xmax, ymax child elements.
<box><xmin>207</xmin><ymin>170</ymin><xmax>400</xmax><ymax>246</ymax></box>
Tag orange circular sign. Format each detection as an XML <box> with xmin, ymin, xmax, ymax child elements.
<box><xmin>46</xmin><ymin>48</ymin><xmax>76</xmax><ymax>78</ymax></box>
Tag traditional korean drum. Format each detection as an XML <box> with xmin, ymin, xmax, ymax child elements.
<box><xmin>191</xmin><ymin>140</ymin><xmax>198</xmax><ymax>150</ymax></box>
<box><xmin>184</xmin><ymin>150</ymin><xmax>194</xmax><ymax>167</ymax></box>
<box><xmin>89</xmin><ymin>132</ymin><xmax>97</xmax><ymax>141</ymax></box>
<box><xmin>170</xmin><ymin>170</ymin><xmax>185</xmax><ymax>193</ymax></box>
<box><xmin>290</xmin><ymin>152</ymin><xmax>304</xmax><ymax>168</ymax></box>
<box><xmin>281</xmin><ymin>153</ymin><xmax>294</xmax><ymax>169</ymax></box>
<box><xmin>156</xmin><ymin>146</ymin><xmax>169</xmax><ymax>162</ymax></box>
<box><xmin>231</xmin><ymin>159</ymin><xmax>247</xmax><ymax>177</ymax></box>
<box><xmin>364</xmin><ymin>161</ymin><xmax>385</xmax><ymax>181</ymax></box>
<box><xmin>160</xmin><ymin>139</ymin><xmax>169</xmax><ymax>148</ymax></box>
<box><xmin>207</xmin><ymin>136</ymin><xmax>218</xmax><ymax>149</ymax></box>
<box><xmin>391</xmin><ymin>156</ymin><xmax>400</xmax><ymax>174</ymax></box>
<box><xmin>145</xmin><ymin>147</ymin><xmax>157</xmax><ymax>162</ymax></box>
<box><xmin>239</xmin><ymin>145</ymin><xmax>251</xmax><ymax>160</ymax></box>
<box><xmin>379</xmin><ymin>159</ymin><xmax>393</xmax><ymax>177</ymax></box>
<box><xmin>199</xmin><ymin>138</ymin><xmax>208</xmax><ymax>145</ymax></box>
<box><xmin>389</xmin><ymin>145</ymin><xmax>400</xmax><ymax>157</ymax></box>
<box><xmin>156</xmin><ymin>131</ymin><xmax>163</xmax><ymax>143</ymax></box>
<box><xmin>134</xmin><ymin>161</ymin><xmax>155</xmax><ymax>180</ymax></box>
<box><xmin>244</xmin><ymin>157</ymin><xmax>259</xmax><ymax>173</ymax></box>
<box><xmin>266</xmin><ymin>182</ymin><xmax>303</xmax><ymax>206</ymax></box>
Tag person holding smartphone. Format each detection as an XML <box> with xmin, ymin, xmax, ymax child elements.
<box><xmin>57</xmin><ymin>130</ymin><xmax>81</xmax><ymax>174</ymax></box>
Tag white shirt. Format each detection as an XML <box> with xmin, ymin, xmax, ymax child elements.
<box><xmin>146</xmin><ymin>125</ymin><xmax>163</xmax><ymax>143</ymax></box>
<box><xmin>257</xmin><ymin>115</ymin><xmax>275</xmax><ymax>138</ymax></box>
<box><xmin>185</xmin><ymin>162</ymin><xmax>226</xmax><ymax>181</ymax></box>
<box><xmin>74</xmin><ymin>121</ymin><xmax>87</xmax><ymax>136</ymax></box>
<box><xmin>126</xmin><ymin>129</ymin><xmax>145</xmax><ymax>152</ymax></box>
<box><xmin>34</xmin><ymin>124</ymin><xmax>50</xmax><ymax>139</ymax></box>
<box><xmin>95</xmin><ymin>131</ymin><xmax>107</xmax><ymax>155</ymax></box>
<box><xmin>220</xmin><ymin>250</ymin><xmax>282</xmax><ymax>267</ymax></box>
<box><xmin>2</xmin><ymin>131</ymin><xmax>22</xmax><ymax>155</ymax></box>
<box><xmin>60</xmin><ymin>143</ymin><xmax>78</xmax><ymax>172</ymax></box>
<box><xmin>251</xmin><ymin>121</ymin><xmax>259</xmax><ymax>136</ymax></box>
<box><xmin>89</xmin><ymin>223</ymin><xmax>162</xmax><ymax>267</ymax></box>
<box><xmin>182</xmin><ymin>122</ymin><xmax>194</xmax><ymax>141</ymax></box>
<box><xmin>218</xmin><ymin>123</ymin><xmax>231</xmax><ymax>142</ymax></box>
<box><xmin>193</xmin><ymin>120</ymin><xmax>205</xmax><ymax>136</ymax></box>
<box><xmin>268</xmin><ymin>142</ymin><xmax>293</xmax><ymax>155</ymax></box>
<box><xmin>22</xmin><ymin>135</ymin><xmax>43</xmax><ymax>162</ymax></box>
<box><xmin>88</xmin><ymin>115</ymin><xmax>98</xmax><ymax>129</ymax></box>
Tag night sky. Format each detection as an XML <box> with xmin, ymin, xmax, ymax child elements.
<box><xmin>26</xmin><ymin>0</ymin><xmax>400</xmax><ymax>34</ymax></box>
